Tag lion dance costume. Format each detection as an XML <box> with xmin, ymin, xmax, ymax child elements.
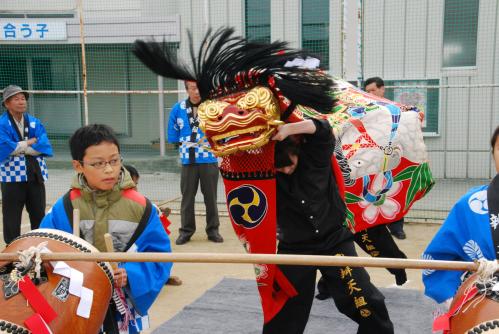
<box><xmin>133</xmin><ymin>27</ymin><xmax>434</xmax><ymax>323</ymax></box>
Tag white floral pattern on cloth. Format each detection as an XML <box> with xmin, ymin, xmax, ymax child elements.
<box><xmin>254</xmin><ymin>264</ymin><xmax>268</xmax><ymax>280</ymax></box>
<box><xmin>238</xmin><ymin>234</ymin><xmax>250</xmax><ymax>253</ymax></box>
<box><xmin>358</xmin><ymin>173</ymin><xmax>402</xmax><ymax>224</ymax></box>
<box><xmin>421</xmin><ymin>253</ymin><xmax>436</xmax><ymax>276</ymax></box>
<box><xmin>463</xmin><ymin>240</ymin><xmax>484</xmax><ymax>261</ymax></box>
<box><xmin>490</xmin><ymin>213</ymin><xmax>499</xmax><ymax>230</ymax></box>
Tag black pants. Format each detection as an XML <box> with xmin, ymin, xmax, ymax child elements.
<box><xmin>387</xmin><ymin>218</ymin><xmax>404</xmax><ymax>234</ymax></box>
<box><xmin>179</xmin><ymin>163</ymin><xmax>220</xmax><ymax>238</ymax></box>
<box><xmin>1</xmin><ymin>181</ymin><xmax>46</xmax><ymax>244</ymax></box>
<box><xmin>354</xmin><ymin>224</ymin><xmax>407</xmax><ymax>285</ymax></box>
<box><xmin>263</xmin><ymin>240</ymin><xmax>394</xmax><ymax>334</ymax></box>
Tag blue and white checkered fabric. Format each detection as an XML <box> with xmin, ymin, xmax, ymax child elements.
<box><xmin>37</xmin><ymin>156</ymin><xmax>48</xmax><ymax>181</ymax></box>
<box><xmin>0</xmin><ymin>156</ymin><xmax>26</xmax><ymax>182</ymax></box>
<box><xmin>178</xmin><ymin>134</ymin><xmax>217</xmax><ymax>165</ymax></box>
<box><xmin>0</xmin><ymin>155</ymin><xmax>48</xmax><ymax>182</ymax></box>
<box><xmin>115</xmin><ymin>295</ymin><xmax>150</xmax><ymax>334</ymax></box>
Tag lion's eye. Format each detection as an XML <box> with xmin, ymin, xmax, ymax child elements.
<box><xmin>352</xmin><ymin>160</ymin><xmax>363</xmax><ymax>167</ymax></box>
<box><xmin>199</xmin><ymin>101</ymin><xmax>227</xmax><ymax>121</ymax></box>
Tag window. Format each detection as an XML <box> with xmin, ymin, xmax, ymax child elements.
<box><xmin>443</xmin><ymin>0</ymin><xmax>479</xmax><ymax>67</ymax></box>
<box><xmin>32</xmin><ymin>58</ymin><xmax>53</xmax><ymax>90</ymax></box>
<box><xmin>26</xmin><ymin>14</ymin><xmax>74</xmax><ymax>18</ymax></box>
<box><xmin>384</xmin><ymin>80</ymin><xmax>440</xmax><ymax>134</ymax></box>
<box><xmin>302</xmin><ymin>0</ymin><xmax>330</xmax><ymax>70</ymax></box>
<box><xmin>0</xmin><ymin>57</ymin><xmax>28</xmax><ymax>92</ymax></box>
<box><xmin>245</xmin><ymin>0</ymin><xmax>271</xmax><ymax>43</ymax></box>
<box><xmin>0</xmin><ymin>14</ymin><xmax>24</xmax><ymax>18</ymax></box>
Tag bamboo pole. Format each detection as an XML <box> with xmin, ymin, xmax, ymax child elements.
<box><xmin>103</xmin><ymin>233</ymin><xmax>117</xmax><ymax>270</ymax></box>
<box><xmin>78</xmin><ymin>0</ymin><xmax>89</xmax><ymax>125</ymax></box>
<box><xmin>0</xmin><ymin>252</ymin><xmax>485</xmax><ymax>272</ymax></box>
<box><xmin>73</xmin><ymin>209</ymin><xmax>80</xmax><ymax>238</ymax></box>
<box><xmin>157</xmin><ymin>75</ymin><xmax>166</xmax><ymax>157</ymax></box>
<box><xmin>156</xmin><ymin>196</ymin><xmax>182</xmax><ymax>209</ymax></box>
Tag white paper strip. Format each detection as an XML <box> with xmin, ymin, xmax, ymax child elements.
<box><xmin>76</xmin><ymin>286</ymin><xmax>93</xmax><ymax>318</ymax></box>
<box><xmin>69</xmin><ymin>268</ymin><xmax>84</xmax><ymax>297</ymax></box>
<box><xmin>43</xmin><ymin>248</ymin><xmax>94</xmax><ymax>319</ymax></box>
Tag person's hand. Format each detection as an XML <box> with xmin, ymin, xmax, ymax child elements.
<box><xmin>113</xmin><ymin>267</ymin><xmax>128</xmax><ymax>288</ymax></box>
<box><xmin>271</xmin><ymin>124</ymin><xmax>291</xmax><ymax>141</ymax></box>
<box><xmin>26</xmin><ymin>138</ymin><xmax>37</xmax><ymax>146</ymax></box>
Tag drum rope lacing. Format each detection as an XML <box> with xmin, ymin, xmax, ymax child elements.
<box><xmin>13</xmin><ymin>231</ymin><xmax>114</xmax><ymax>285</ymax></box>
<box><xmin>475</xmin><ymin>259</ymin><xmax>499</xmax><ymax>281</ymax></box>
<box><xmin>459</xmin><ymin>260</ymin><xmax>499</xmax><ymax>315</ymax></box>
<box><xmin>15</xmin><ymin>241</ymin><xmax>48</xmax><ymax>280</ymax></box>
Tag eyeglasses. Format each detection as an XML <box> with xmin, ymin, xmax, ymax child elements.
<box><xmin>80</xmin><ymin>157</ymin><xmax>123</xmax><ymax>169</ymax></box>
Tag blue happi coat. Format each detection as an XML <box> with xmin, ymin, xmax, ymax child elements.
<box><xmin>40</xmin><ymin>193</ymin><xmax>172</xmax><ymax>333</ymax></box>
<box><xmin>168</xmin><ymin>99</ymin><xmax>217</xmax><ymax>165</ymax></box>
<box><xmin>0</xmin><ymin>112</ymin><xmax>53</xmax><ymax>182</ymax></box>
<box><xmin>422</xmin><ymin>184</ymin><xmax>496</xmax><ymax>303</ymax></box>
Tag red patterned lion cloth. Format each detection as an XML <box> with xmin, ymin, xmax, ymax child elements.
<box><xmin>133</xmin><ymin>27</ymin><xmax>433</xmax><ymax>323</ymax></box>
<box><xmin>297</xmin><ymin>80</ymin><xmax>434</xmax><ymax>232</ymax></box>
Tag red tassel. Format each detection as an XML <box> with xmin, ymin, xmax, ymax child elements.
<box><xmin>160</xmin><ymin>213</ymin><xmax>172</xmax><ymax>235</ymax></box>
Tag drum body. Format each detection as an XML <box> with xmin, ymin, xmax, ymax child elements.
<box><xmin>0</xmin><ymin>229</ymin><xmax>114</xmax><ymax>334</ymax></box>
<box><xmin>449</xmin><ymin>273</ymin><xmax>499</xmax><ymax>334</ymax></box>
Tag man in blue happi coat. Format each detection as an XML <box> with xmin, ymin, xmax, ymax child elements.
<box><xmin>0</xmin><ymin>85</ymin><xmax>53</xmax><ymax>244</ymax></box>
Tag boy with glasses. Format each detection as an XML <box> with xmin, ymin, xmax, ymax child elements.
<box><xmin>40</xmin><ymin>124</ymin><xmax>172</xmax><ymax>333</ymax></box>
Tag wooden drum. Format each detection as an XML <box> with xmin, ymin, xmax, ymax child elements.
<box><xmin>448</xmin><ymin>273</ymin><xmax>499</xmax><ymax>334</ymax></box>
<box><xmin>0</xmin><ymin>229</ymin><xmax>114</xmax><ymax>334</ymax></box>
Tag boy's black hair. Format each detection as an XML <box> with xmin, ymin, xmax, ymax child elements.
<box><xmin>69</xmin><ymin>124</ymin><xmax>120</xmax><ymax>161</ymax></box>
<box><xmin>364</xmin><ymin>77</ymin><xmax>384</xmax><ymax>90</ymax></box>
<box><xmin>491</xmin><ymin>125</ymin><xmax>499</xmax><ymax>153</ymax></box>
<box><xmin>124</xmin><ymin>164</ymin><xmax>139</xmax><ymax>180</ymax></box>
<box><xmin>274</xmin><ymin>137</ymin><xmax>300</xmax><ymax>168</ymax></box>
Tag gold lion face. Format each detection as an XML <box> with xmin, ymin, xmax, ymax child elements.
<box><xmin>198</xmin><ymin>86</ymin><xmax>282</xmax><ymax>156</ymax></box>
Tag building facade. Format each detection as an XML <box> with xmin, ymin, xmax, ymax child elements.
<box><xmin>1</xmin><ymin>0</ymin><xmax>498</xmax><ymax>179</ymax></box>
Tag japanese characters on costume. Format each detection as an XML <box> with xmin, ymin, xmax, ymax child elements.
<box><xmin>167</xmin><ymin>99</ymin><xmax>218</xmax><ymax>165</ymax></box>
<box><xmin>422</xmin><ymin>183</ymin><xmax>497</xmax><ymax>303</ymax></box>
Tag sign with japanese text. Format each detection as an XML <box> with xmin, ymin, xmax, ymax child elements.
<box><xmin>0</xmin><ymin>20</ymin><xmax>67</xmax><ymax>41</ymax></box>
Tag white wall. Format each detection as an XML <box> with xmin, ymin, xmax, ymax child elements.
<box><xmin>362</xmin><ymin>0</ymin><xmax>499</xmax><ymax>179</ymax></box>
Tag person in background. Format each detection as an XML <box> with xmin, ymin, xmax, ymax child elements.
<box><xmin>0</xmin><ymin>85</ymin><xmax>53</xmax><ymax>244</ymax></box>
<box><xmin>124</xmin><ymin>164</ymin><xmax>183</xmax><ymax>286</ymax></box>
<box><xmin>168</xmin><ymin>81</ymin><xmax>223</xmax><ymax>245</ymax></box>
<box><xmin>364</xmin><ymin>76</ymin><xmax>386</xmax><ymax>100</ymax></box>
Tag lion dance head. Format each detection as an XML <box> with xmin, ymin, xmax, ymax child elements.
<box><xmin>132</xmin><ymin>27</ymin><xmax>335</xmax><ymax>157</ymax></box>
